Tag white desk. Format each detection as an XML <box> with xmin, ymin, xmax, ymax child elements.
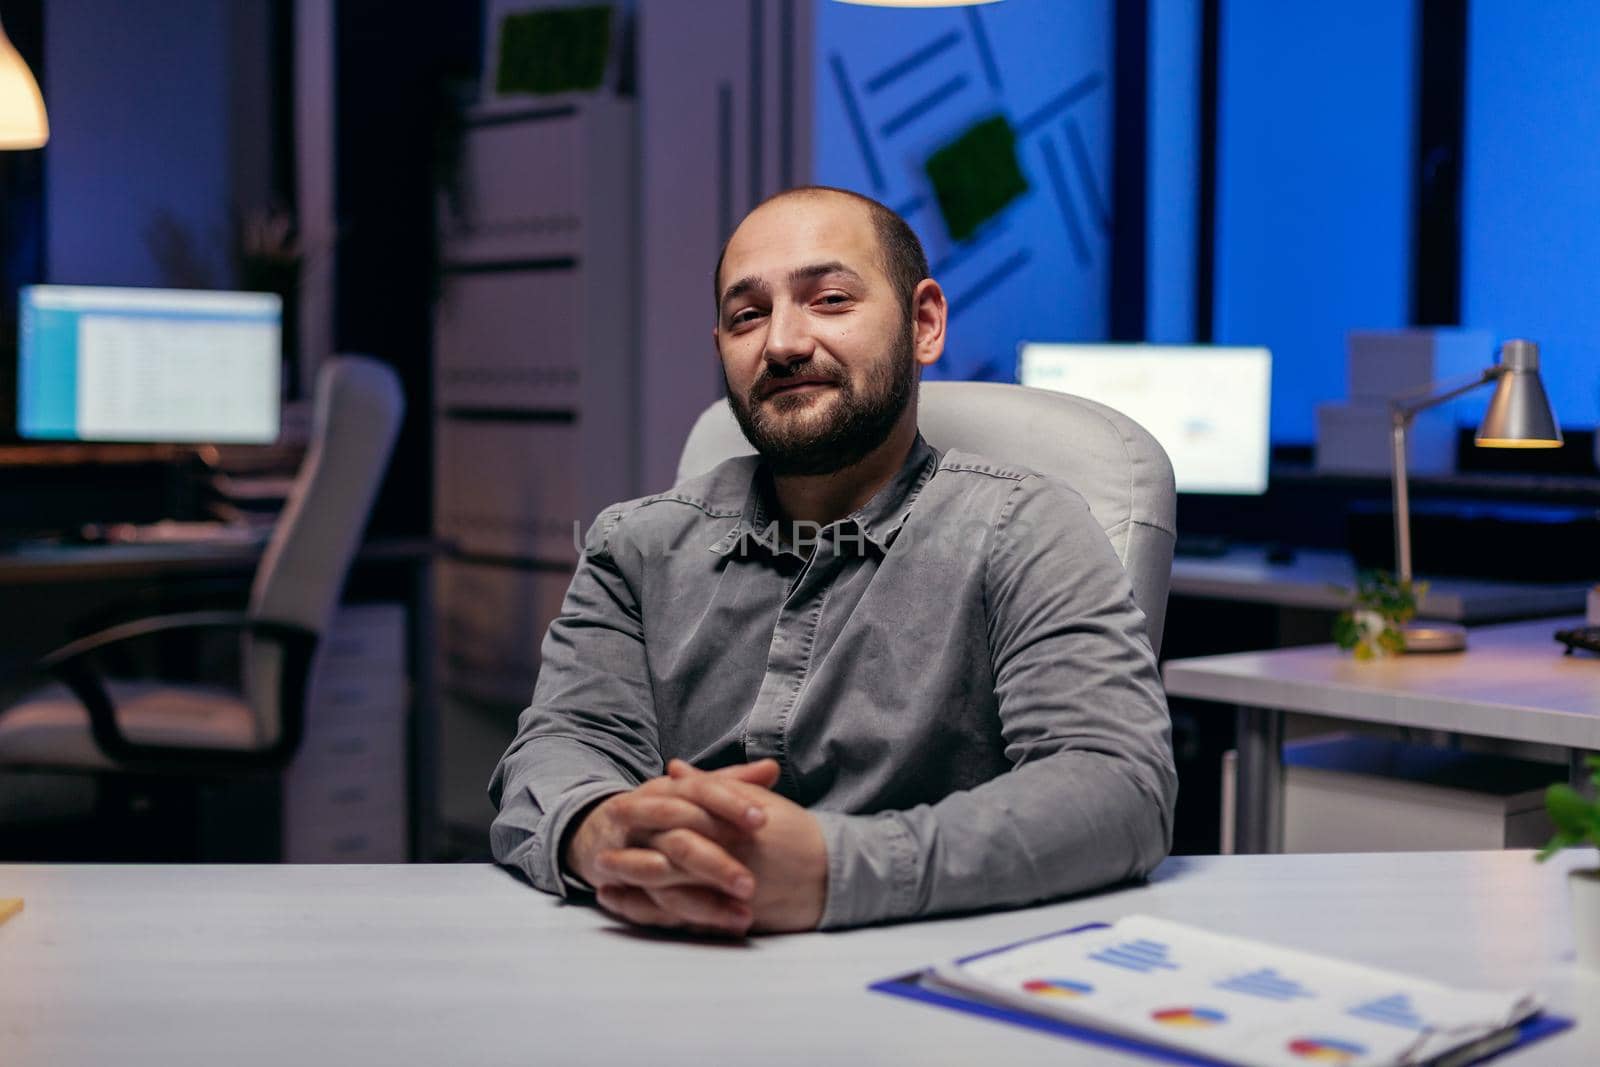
<box><xmin>1163</xmin><ymin>615</ymin><xmax>1600</xmax><ymax>853</ymax></box>
<box><xmin>1171</xmin><ymin>547</ymin><xmax>1587</xmax><ymax>622</ymax></box>
<box><xmin>0</xmin><ymin>852</ymin><xmax>1594</xmax><ymax>1066</ymax></box>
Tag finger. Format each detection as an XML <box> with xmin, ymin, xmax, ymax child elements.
<box><xmin>609</xmin><ymin>793</ymin><xmax>751</xmax><ymax>845</ymax></box>
<box><xmin>596</xmin><ymin>884</ymin><xmax>681</xmax><ymax>929</ymax></box>
<box><xmin>718</xmin><ymin>758</ymin><xmax>781</xmax><ymax>788</ymax></box>
<box><xmin>671</xmin><ymin>758</ymin><xmax>782</xmax><ymax>790</ymax></box>
<box><xmin>600</xmin><ymin>884</ymin><xmax>748</xmax><ymax>940</ymax></box>
<box><xmin>592</xmin><ymin>846</ymin><xmax>675</xmax><ymax>887</ymax></box>
<box><xmin>650</xmin><ymin>828</ymin><xmax>756</xmax><ymax>898</ymax></box>
<box><xmin>594</xmin><ymin>841</ymin><xmax>755</xmax><ymax>901</ymax></box>
<box><xmin>659</xmin><ymin>765</ymin><xmax>767</xmax><ymax>830</ymax></box>
<box><xmin>647</xmin><ymin>884</ymin><xmax>752</xmax><ymax>934</ymax></box>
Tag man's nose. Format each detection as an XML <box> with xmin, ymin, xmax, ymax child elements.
<box><xmin>762</xmin><ymin>304</ymin><xmax>814</xmax><ymax>367</ymax></box>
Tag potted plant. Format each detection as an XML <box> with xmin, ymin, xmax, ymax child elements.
<box><xmin>1332</xmin><ymin>571</ymin><xmax>1427</xmax><ymax>659</ymax></box>
<box><xmin>1537</xmin><ymin>755</ymin><xmax>1600</xmax><ymax>969</ymax></box>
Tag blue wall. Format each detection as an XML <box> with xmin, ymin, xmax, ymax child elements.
<box><xmin>1213</xmin><ymin>0</ymin><xmax>1415</xmax><ymax>443</ymax></box>
<box><xmin>45</xmin><ymin>0</ymin><xmax>236</xmax><ymax>288</ymax></box>
<box><xmin>1145</xmin><ymin>0</ymin><xmax>1200</xmax><ymax>343</ymax></box>
<box><xmin>814</xmin><ymin>0</ymin><xmax>1114</xmax><ymax>382</ymax></box>
<box><xmin>816</xmin><ymin>2</ymin><xmax>1598</xmax><ymax>442</ymax></box>
<box><xmin>1462</xmin><ymin>1</ymin><xmax>1600</xmax><ymax>433</ymax></box>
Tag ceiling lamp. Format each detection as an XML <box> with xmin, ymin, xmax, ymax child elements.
<box><xmin>0</xmin><ymin>15</ymin><xmax>49</xmax><ymax>150</ymax></box>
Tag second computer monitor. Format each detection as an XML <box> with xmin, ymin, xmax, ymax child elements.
<box><xmin>16</xmin><ymin>285</ymin><xmax>283</xmax><ymax>445</ymax></box>
<box><xmin>1018</xmin><ymin>343</ymin><xmax>1272</xmax><ymax>495</ymax></box>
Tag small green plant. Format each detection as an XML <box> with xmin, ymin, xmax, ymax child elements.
<box><xmin>1536</xmin><ymin>756</ymin><xmax>1600</xmax><ymax>862</ymax></box>
<box><xmin>1331</xmin><ymin>571</ymin><xmax>1427</xmax><ymax>660</ymax></box>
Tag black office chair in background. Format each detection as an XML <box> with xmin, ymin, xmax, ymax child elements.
<box><xmin>0</xmin><ymin>356</ymin><xmax>403</xmax><ymax>859</ymax></box>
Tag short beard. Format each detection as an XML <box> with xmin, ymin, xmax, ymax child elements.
<box><xmin>725</xmin><ymin>316</ymin><xmax>917</xmax><ymax>477</ymax></box>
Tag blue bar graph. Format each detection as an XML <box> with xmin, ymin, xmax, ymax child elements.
<box><xmin>1089</xmin><ymin>939</ymin><xmax>1178</xmax><ymax>974</ymax></box>
<box><xmin>1348</xmin><ymin>993</ymin><xmax>1426</xmax><ymax>1031</ymax></box>
<box><xmin>1216</xmin><ymin>968</ymin><xmax>1315</xmax><ymax>1002</ymax></box>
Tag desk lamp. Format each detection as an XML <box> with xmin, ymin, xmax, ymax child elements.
<box><xmin>1391</xmin><ymin>338</ymin><xmax>1562</xmax><ymax>652</ymax></box>
<box><xmin>0</xmin><ymin>15</ymin><xmax>48</xmax><ymax>149</ymax></box>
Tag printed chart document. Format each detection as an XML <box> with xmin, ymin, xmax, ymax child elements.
<box><xmin>917</xmin><ymin>916</ymin><xmax>1544</xmax><ymax>1067</ymax></box>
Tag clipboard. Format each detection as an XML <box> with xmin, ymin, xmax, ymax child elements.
<box><xmin>869</xmin><ymin>923</ymin><xmax>1575</xmax><ymax>1067</ymax></box>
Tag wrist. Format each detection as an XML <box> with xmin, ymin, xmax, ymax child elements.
<box><xmin>560</xmin><ymin>793</ymin><xmax>619</xmax><ymax>887</ymax></box>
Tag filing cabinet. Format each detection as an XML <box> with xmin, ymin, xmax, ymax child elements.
<box><xmin>281</xmin><ymin>603</ymin><xmax>409</xmax><ymax>862</ymax></box>
<box><xmin>431</xmin><ymin>97</ymin><xmax>640</xmax><ymax>840</ymax></box>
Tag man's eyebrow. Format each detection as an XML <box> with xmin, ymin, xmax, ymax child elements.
<box><xmin>790</xmin><ymin>261</ymin><xmax>864</xmax><ymax>286</ymax></box>
<box><xmin>720</xmin><ymin>275</ymin><xmax>769</xmax><ymax>311</ymax></box>
<box><xmin>719</xmin><ymin>262</ymin><xmax>866</xmax><ymax>313</ymax></box>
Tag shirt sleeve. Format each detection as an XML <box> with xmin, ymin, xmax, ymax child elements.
<box><xmin>487</xmin><ymin>507</ymin><xmax>662</xmax><ymax>896</ymax></box>
<box><xmin>813</xmin><ymin>474</ymin><xmax>1178</xmax><ymax>929</ymax></box>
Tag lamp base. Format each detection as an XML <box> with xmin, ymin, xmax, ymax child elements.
<box><xmin>1399</xmin><ymin>620</ymin><xmax>1467</xmax><ymax>653</ymax></box>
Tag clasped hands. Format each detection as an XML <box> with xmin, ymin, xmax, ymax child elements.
<box><xmin>563</xmin><ymin>758</ymin><xmax>826</xmax><ymax>937</ymax></box>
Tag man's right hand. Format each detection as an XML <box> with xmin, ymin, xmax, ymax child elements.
<box><xmin>563</xmin><ymin>759</ymin><xmax>781</xmax><ymax>936</ymax></box>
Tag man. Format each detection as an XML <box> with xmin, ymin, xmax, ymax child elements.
<box><xmin>490</xmin><ymin>186</ymin><xmax>1176</xmax><ymax>935</ymax></box>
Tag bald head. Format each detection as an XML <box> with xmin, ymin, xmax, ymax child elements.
<box><xmin>713</xmin><ymin>186</ymin><xmax>929</xmax><ymax>316</ymax></box>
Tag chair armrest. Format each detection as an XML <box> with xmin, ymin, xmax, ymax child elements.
<box><xmin>40</xmin><ymin>610</ymin><xmax>319</xmax><ymax>773</ymax></box>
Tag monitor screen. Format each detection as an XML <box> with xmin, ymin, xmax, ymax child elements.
<box><xmin>1018</xmin><ymin>343</ymin><xmax>1273</xmax><ymax>495</ymax></box>
<box><xmin>16</xmin><ymin>285</ymin><xmax>282</xmax><ymax>444</ymax></box>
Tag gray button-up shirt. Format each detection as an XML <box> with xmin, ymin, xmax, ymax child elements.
<box><xmin>489</xmin><ymin>435</ymin><xmax>1176</xmax><ymax>929</ymax></box>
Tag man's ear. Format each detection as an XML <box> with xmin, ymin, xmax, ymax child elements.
<box><xmin>911</xmin><ymin>278</ymin><xmax>947</xmax><ymax>368</ymax></box>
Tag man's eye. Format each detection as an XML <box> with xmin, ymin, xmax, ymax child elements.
<box><xmin>731</xmin><ymin>308</ymin><xmax>764</xmax><ymax>325</ymax></box>
<box><xmin>817</xmin><ymin>293</ymin><xmax>851</xmax><ymax>307</ymax></box>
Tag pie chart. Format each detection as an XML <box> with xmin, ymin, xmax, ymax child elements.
<box><xmin>1021</xmin><ymin>978</ymin><xmax>1094</xmax><ymax>998</ymax></box>
<box><xmin>1288</xmin><ymin>1036</ymin><xmax>1367</xmax><ymax>1062</ymax></box>
<box><xmin>1151</xmin><ymin>1007</ymin><xmax>1226</xmax><ymax>1027</ymax></box>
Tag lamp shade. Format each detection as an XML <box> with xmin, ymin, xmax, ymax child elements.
<box><xmin>0</xmin><ymin>18</ymin><xmax>48</xmax><ymax>150</ymax></box>
<box><xmin>1475</xmin><ymin>339</ymin><xmax>1563</xmax><ymax>448</ymax></box>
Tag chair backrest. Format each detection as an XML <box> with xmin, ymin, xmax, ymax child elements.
<box><xmin>676</xmin><ymin>381</ymin><xmax>1177</xmax><ymax>654</ymax></box>
<box><xmin>244</xmin><ymin>356</ymin><xmax>404</xmax><ymax>742</ymax></box>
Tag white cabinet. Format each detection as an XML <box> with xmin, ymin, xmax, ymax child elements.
<box><xmin>1221</xmin><ymin>735</ymin><xmax>1560</xmax><ymax>855</ymax></box>
<box><xmin>431</xmin><ymin>98</ymin><xmax>639</xmax><ymax>835</ymax></box>
<box><xmin>437</xmin><ymin>558</ymin><xmax>570</xmax><ymax>709</ymax></box>
<box><xmin>434</xmin><ymin>269</ymin><xmax>583</xmax><ymax>411</ymax></box>
<box><xmin>435</xmin><ymin>419</ymin><xmax>584</xmax><ymax>564</ymax></box>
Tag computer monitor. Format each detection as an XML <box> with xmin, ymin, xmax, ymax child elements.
<box><xmin>1018</xmin><ymin>343</ymin><xmax>1273</xmax><ymax>495</ymax></box>
<box><xmin>16</xmin><ymin>285</ymin><xmax>282</xmax><ymax>444</ymax></box>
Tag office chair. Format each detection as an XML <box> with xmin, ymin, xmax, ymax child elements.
<box><xmin>0</xmin><ymin>356</ymin><xmax>403</xmax><ymax>852</ymax></box>
<box><xmin>676</xmin><ymin>381</ymin><xmax>1177</xmax><ymax>654</ymax></box>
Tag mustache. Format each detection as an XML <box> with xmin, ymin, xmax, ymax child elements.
<box><xmin>749</xmin><ymin>358</ymin><xmax>846</xmax><ymax>402</ymax></box>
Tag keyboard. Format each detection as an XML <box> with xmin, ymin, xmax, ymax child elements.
<box><xmin>1554</xmin><ymin>626</ymin><xmax>1600</xmax><ymax>656</ymax></box>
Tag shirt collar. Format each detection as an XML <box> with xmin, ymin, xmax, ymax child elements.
<box><xmin>709</xmin><ymin>434</ymin><xmax>940</xmax><ymax>558</ymax></box>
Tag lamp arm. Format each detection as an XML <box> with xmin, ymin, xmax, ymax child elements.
<box><xmin>1388</xmin><ymin>365</ymin><xmax>1502</xmax><ymax>587</ymax></box>
<box><xmin>1390</xmin><ymin>366</ymin><xmax>1502</xmax><ymax>421</ymax></box>
<box><xmin>1392</xmin><ymin>416</ymin><xmax>1412</xmax><ymax>585</ymax></box>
